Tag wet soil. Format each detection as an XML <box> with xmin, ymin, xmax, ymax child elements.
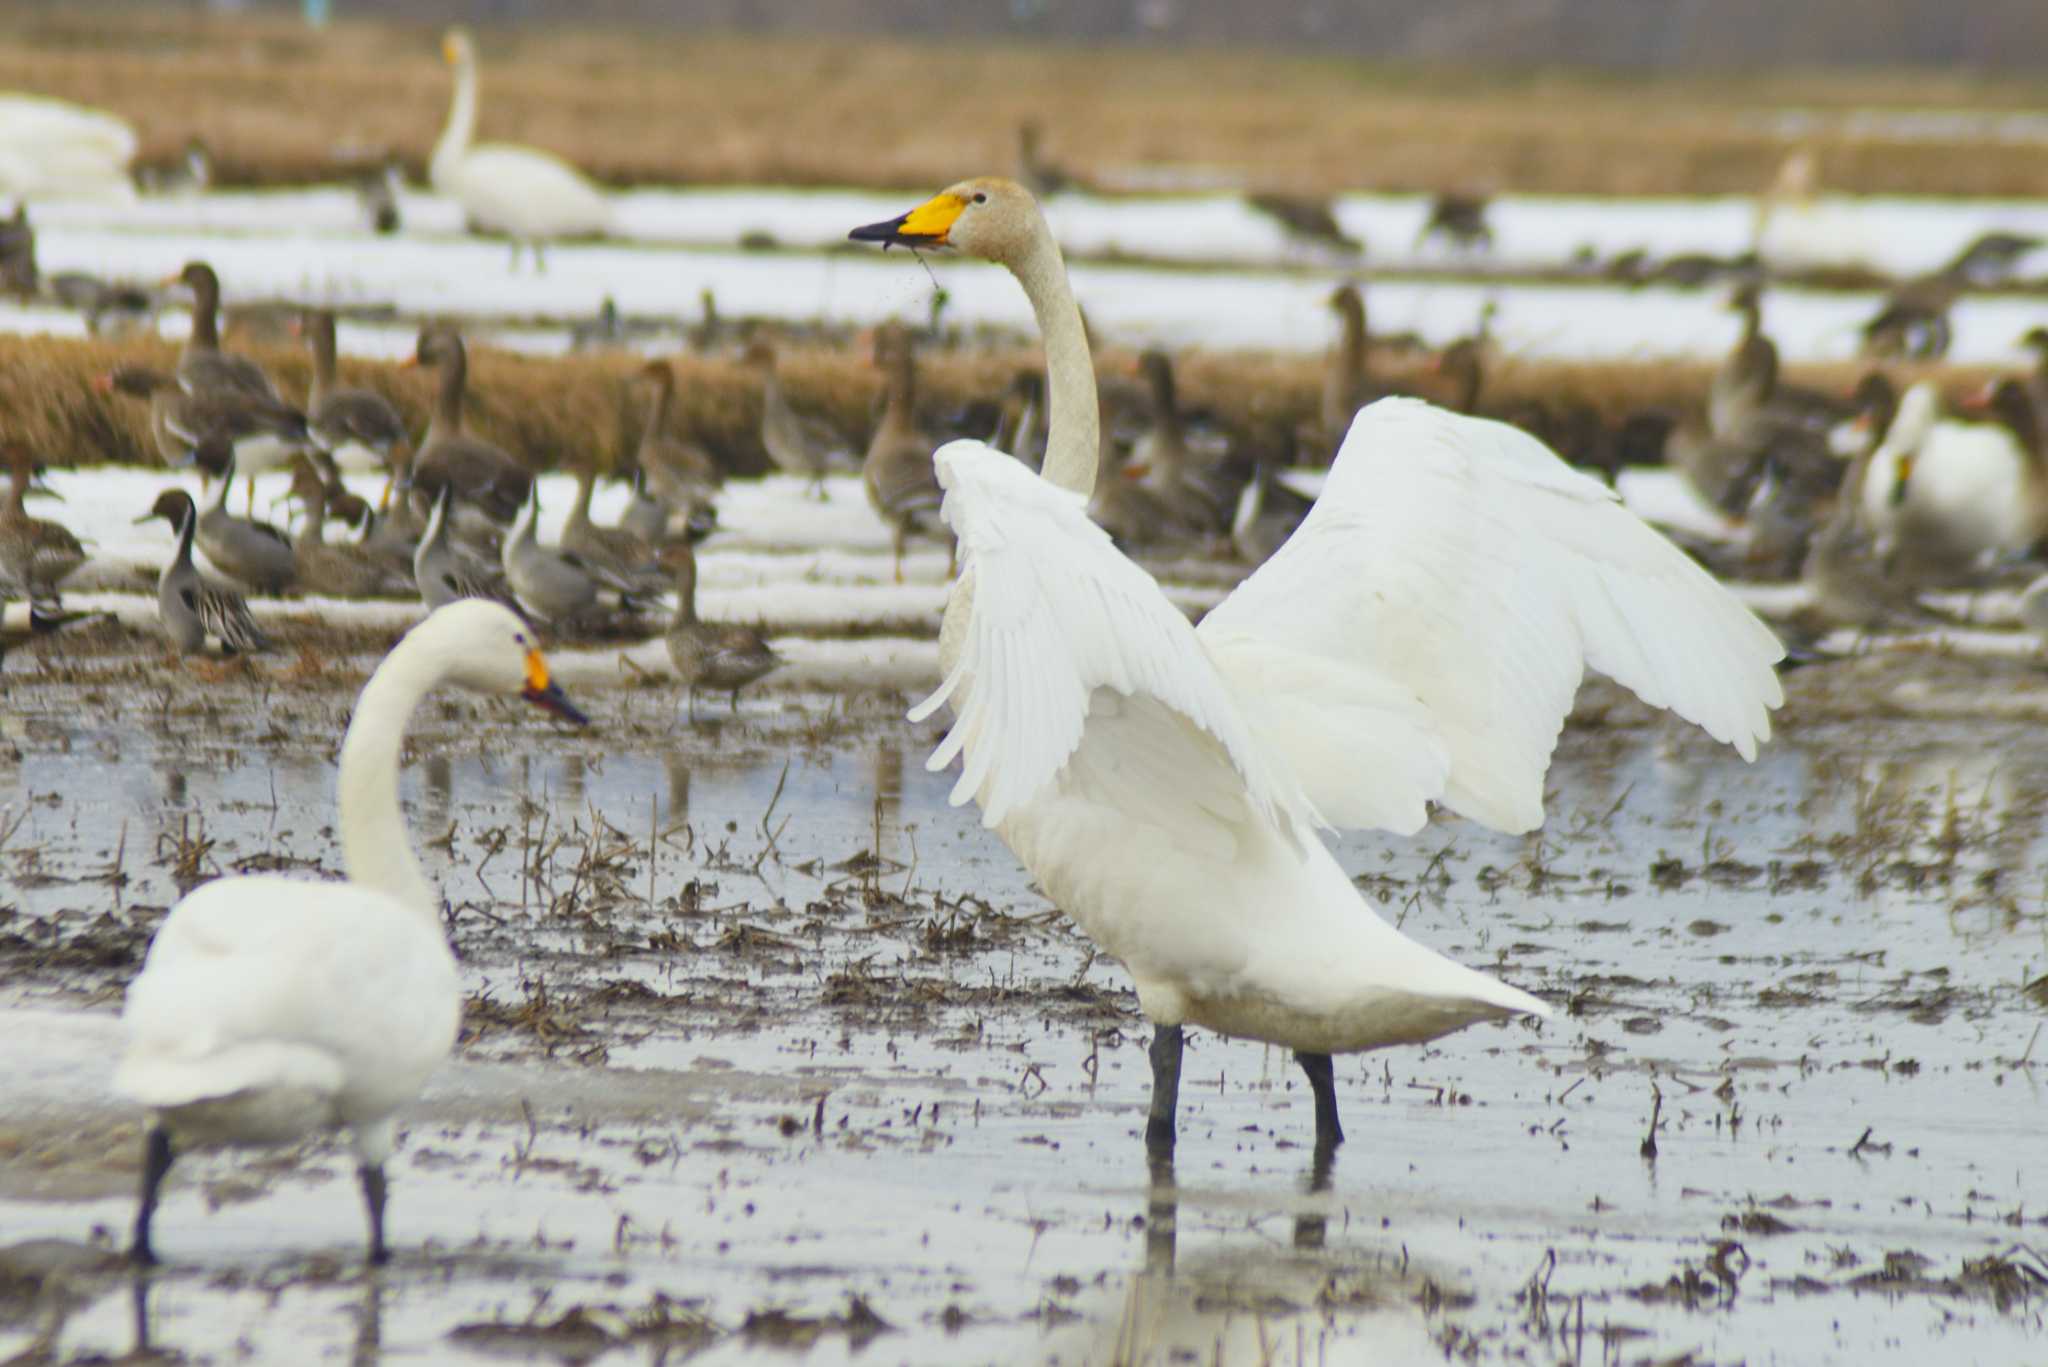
<box><xmin>2</xmin><ymin>650</ymin><xmax>2045</xmax><ymax>1364</ymax></box>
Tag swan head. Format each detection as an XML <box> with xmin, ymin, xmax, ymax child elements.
<box><xmin>442</xmin><ymin>28</ymin><xmax>476</xmax><ymax>68</ymax></box>
<box><xmin>848</xmin><ymin>177</ymin><xmax>1045</xmax><ymax>268</ymax></box>
<box><xmin>418</xmin><ymin>600</ymin><xmax>588</xmax><ymax>725</ymax></box>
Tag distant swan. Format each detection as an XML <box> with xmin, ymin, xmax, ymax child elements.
<box><xmin>0</xmin><ymin>93</ymin><xmax>136</xmax><ymax>202</ymax></box>
<box><xmin>113</xmin><ymin>601</ymin><xmax>588</xmax><ymax>1263</ymax></box>
<box><xmin>431</xmin><ymin>28</ymin><xmax>611</xmax><ymax>269</ymax></box>
<box><xmin>853</xmin><ymin>179</ymin><xmax>1784</xmax><ymax>1156</ymax></box>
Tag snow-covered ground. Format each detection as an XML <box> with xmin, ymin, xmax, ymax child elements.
<box><xmin>9</xmin><ymin>181</ymin><xmax>2047</xmax><ymax>363</ymax></box>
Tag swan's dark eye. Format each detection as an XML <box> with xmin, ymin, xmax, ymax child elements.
<box><xmin>972</xmin><ymin>192</ymin><xmax>987</xmax><ymax>204</ymax></box>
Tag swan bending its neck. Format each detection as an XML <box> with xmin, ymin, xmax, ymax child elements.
<box><xmin>851</xmin><ymin>178</ymin><xmax>1097</xmax><ymax>494</ymax></box>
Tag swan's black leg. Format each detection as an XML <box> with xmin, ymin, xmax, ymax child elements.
<box><xmin>1145</xmin><ymin>1024</ymin><xmax>1184</xmax><ymax>1156</ymax></box>
<box><xmin>1144</xmin><ymin>1150</ymin><xmax>1178</xmax><ymax>1273</ymax></box>
<box><xmin>1294</xmin><ymin>1050</ymin><xmax>1345</xmax><ymax>1152</ymax></box>
<box><xmin>130</xmin><ymin>1125</ymin><xmax>175</xmax><ymax>1266</ymax></box>
<box><xmin>359</xmin><ymin>1163</ymin><xmax>390</xmax><ymax>1266</ymax></box>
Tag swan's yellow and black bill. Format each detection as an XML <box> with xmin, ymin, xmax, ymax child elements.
<box><xmin>521</xmin><ymin>650</ymin><xmax>589</xmax><ymax>725</ymax></box>
<box><xmin>442</xmin><ymin>34</ymin><xmax>462</xmax><ymax>63</ymax></box>
<box><xmin>849</xmin><ymin>193</ymin><xmax>965</xmax><ymax>249</ymax></box>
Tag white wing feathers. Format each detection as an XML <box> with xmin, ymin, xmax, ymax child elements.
<box><xmin>912</xmin><ymin>440</ymin><xmax>1318</xmax><ymax>840</ymax></box>
<box><xmin>1200</xmin><ymin>398</ymin><xmax>1784</xmax><ymax>835</ymax></box>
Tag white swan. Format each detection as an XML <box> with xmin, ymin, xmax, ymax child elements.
<box><xmin>431</xmin><ymin>28</ymin><xmax>611</xmax><ymax>268</ymax></box>
<box><xmin>1860</xmin><ymin>380</ymin><xmax>2039</xmax><ymax>578</ymax></box>
<box><xmin>0</xmin><ymin>93</ymin><xmax>136</xmax><ymax>202</ymax></box>
<box><xmin>113</xmin><ymin>600</ymin><xmax>588</xmax><ymax>1264</ymax></box>
<box><xmin>852</xmin><ymin>180</ymin><xmax>1784</xmax><ymax>1156</ymax></box>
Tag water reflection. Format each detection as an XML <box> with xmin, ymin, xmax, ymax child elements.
<box><xmin>1105</xmin><ymin>1147</ymin><xmax>1434</xmax><ymax>1364</ymax></box>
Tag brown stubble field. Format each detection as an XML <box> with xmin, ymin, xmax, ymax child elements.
<box><xmin>5</xmin><ymin>7</ymin><xmax>2048</xmax><ymax>197</ymax></box>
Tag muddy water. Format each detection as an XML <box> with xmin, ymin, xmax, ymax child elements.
<box><xmin>1</xmin><ymin>678</ymin><xmax>2045</xmax><ymax>1365</ymax></box>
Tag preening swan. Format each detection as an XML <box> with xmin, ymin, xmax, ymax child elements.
<box><xmin>113</xmin><ymin>601</ymin><xmax>588</xmax><ymax>1264</ymax></box>
<box><xmin>852</xmin><ymin>179</ymin><xmax>1784</xmax><ymax>1156</ymax></box>
<box><xmin>432</xmin><ymin>28</ymin><xmax>611</xmax><ymax>268</ymax></box>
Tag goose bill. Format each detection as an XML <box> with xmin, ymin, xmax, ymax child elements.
<box><xmin>521</xmin><ymin>650</ymin><xmax>590</xmax><ymax>724</ymax></box>
<box><xmin>848</xmin><ymin>193</ymin><xmax>965</xmax><ymax>249</ymax></box>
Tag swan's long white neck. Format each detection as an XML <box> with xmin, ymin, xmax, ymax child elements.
<box><xmin>432</xmin><ymin>53</ymin><xmax>477</xmax><ymax>186</ymax></box>
<box><xmin>337</xmin><ymin>631</ymin><xmax>447</xmax><ymax>926</ymax></box>
<box><xmin>1012</xmin><ymin>228</ymin><xmax>1098</xmax><ymax>496</ymax></box>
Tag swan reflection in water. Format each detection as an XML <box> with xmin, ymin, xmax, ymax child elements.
<box><xmin>1087</xmin><ymin>1148</ymin><xmax>1459</xmax><ymax>1364</ymax></box>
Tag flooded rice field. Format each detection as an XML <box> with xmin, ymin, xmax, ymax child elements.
<box><xmin>2</xmin><ymin>645</ymin><xmax>2045</xmax><ymax>1365</ymax></box>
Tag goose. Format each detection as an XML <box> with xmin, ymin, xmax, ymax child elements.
<box><xmin>432</xmin><ymin>28</ymin><xmax>611</xmax><ymax>269</ymax></box>
<box><xmin>1415</xmin><ymin>190</ymin><xmax>1494</xmax><ymax>253</ymax></box>
<box><xmin>659</xmin><ymin>539</ymin><xmax>780</xmax><ymax>715</ymax></box>
<box><xmin>1015</xmin><ymin>120</ymin><xmax>1073</xmax><ymax>200</ymax></box>
<box><xmin>0</xmin><ymin>445</ymin><xmax>86</xmax><ymax>611</ymax></box>
<box><xmin>1244</xmin><ymin>193</ymin><xmax>1359</xmax><ymax>255</ymax></box>
<box><xmin>197</xmin><ymin>454</ymin><xmax>297</xmax><ymax>594</ymax></box>
<box><xmin>1713</xmin><ymin>282</ymin><xmax>1849</xmax><ymax>441</ymax></box>
<box><xmin>98</xmin><ymin>365</ymin><xmax>310</xmax><ymax>480</ymax></box>
<box><xmin>404</xmin><ymin>327</ymin><xmax>532</xmax><ymax>525</ymax></box>
<box><xmin>1128</xmin><ymin>349</ymin><xmax>1234</xmax><ymax>535</ymax></box>
<box><xmin>0</xmin><ymin>93</ymin><xmax>135</xmax><ymax>201</ymax></box>
<box><xmin>851</xmin><ymin>178</ymin><xmax>1783</xmax><ymax>1157</ymax></box>
<box><xmin>0</xmin><ymin>203</ymin><xmax>33</xmax><ymax>294</ymax></box>
<box><xmin>167</xmin><ymin>262</ymin><xmax>284</xmax><ymax>403</ymax></box>
<box><xmin>355</xmin><ymin>155</ymin><xmax>404</xmax><ymax>234</ymax></box>
<box><xmin>862</xmin><ymin>321</ymin><xmax>947</xmax><ymax>582</ymax></box>
<box><xmin>625</xmin><ymin>361</ymin><xmax>720</xmax><ymax>544</ymax></box>
<box><xmin>1319</xmin><ymin>284</ymin><xmax>1374</xmax><ymax>453</ymax></box>
<box><xmin>559</xmin><ymin>461</ymin><xmax>664</xmax><ymax>594</ymax></box>
<box><xmin>501</xmin><ymin>488</ymin><xmax>634</xmax><ymax>627</ymax></box>
<box><xmin>301</xmin><ymin>310</ymin><xmax>408</xmax><ymax>477</ymax></box>
<box><xmin>284</xmin><ymin>461</ymin><xmax>414</xmax><ymax>599</ymax></box>
<box><xmin>115</xmin><ymin>600</ymin><xmax>586</xmax><ymax>1265</ymax></box>
<box><xmin>741</xmin><ymin>340</ymin><xmax>847</xmax><ymax>496</ymax></box>
<box><xmin>132</xmin><ymin>490</ymin><xmax>271</xmax><ymax>657</ymax></box>
<box><xmin>415</xmin><ymin>484</ymin><xmax>520</xmax><ymax>614</ymax></box>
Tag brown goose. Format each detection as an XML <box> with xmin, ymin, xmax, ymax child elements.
<box><xmin>1245</xmin><ymin>193</ymin><xmax>1359</xmax><ymax>255</ymax></box>
<box><xmin>660</xmin><ymin>539</ymin><xmax>780</xmax><ymax>715</ymax></box>
<box><xmin>1714</xmin><ymin>282</ymin><xmax>1850</xmax><ymax>441</ymax></box>
<box><xmin>1320</xmin><ymin>284</ymin><xmax>1374</xmax><ymax>451</ymax></box>
<box><xmin>1129</xmin><ymin>349</ymin><xmax>1232</xmax><ymax>534</ymax></box>
<box><xmin>1416</xmin><ymin>190</ymin><xmax>1494</xmax><ymax>252</ymax></box>
<box><xmin>628</xmin><ymin>360</ymin><xmax>720</xmax><ymax>540</ymax></box>
<box><xmin>98</xmin><ymin>365</ymin><xmax>310</xmax><ymax>477</ymax></box>
<box><xmin>862</xmin><ymin>322</ymin><xmax>946</xmax><ymax>582</ymax></box>
<box><xmin>404</xmin><ymin>327</ymin><xmax>532</xmax><ymax>525</ymax></box>
<box><xmin>167</xmin><ymin>262</ymin><xmax>280</xmax><ymax>402</ymax></box>
<box><xmin>741</xmin><ymin>340</ymin><xmax>846</xmax><ymax>495</ymax></box>
<box><xmin>301</xmin><ymin>310</ymin><xmax>408</xmax><ymax>476</ymax></box>
<box><xmin>282</xmin><ymin>461</ymin><xmax>413</xmax><ymax>598</ymax></box>
<box><xmin>0</xmin><ymin>444</ymin><xmax>86</xmax><ymax>610</ymax></box>
<box><xmin>560</xmin><ymin>461</ymin><xmax>664</xmax><ymax>594</ymax></box>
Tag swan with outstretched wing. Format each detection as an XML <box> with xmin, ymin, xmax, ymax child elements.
<box><xmin>852</xmin><ymin>179</ymin><xmax>1783</xmax><ymax>1157</ymax></box>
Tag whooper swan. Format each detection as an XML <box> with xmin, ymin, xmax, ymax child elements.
<box><xmin>851</xmin><ymin>179</ymin><xmax>1784</xmax><ymax>1158</ymax></box>
<box><xmin>113</xmin><ymin>601</ymin><xmax>587</xmax><ymax>1264</ymax></box>
<box><xmin>432</xmin><ymin>28</ymin><xmax>611</xmax><ymax>269</ymax></box>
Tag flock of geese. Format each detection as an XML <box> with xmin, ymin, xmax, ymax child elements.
<box><xmin>2</xmin><ymin>24</ymin><xmax>2037</xmax><ymax>1277</ymax></box>
<box><xmin>96</xmin><ymin>176</ymin><xmax>1798</xmax><ymax>1267</ymax></box>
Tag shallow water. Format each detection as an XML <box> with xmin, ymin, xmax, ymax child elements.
<box><xmin>2</xmin><ymin>682</ymin><xmax>2044</xmax><ymax>1364</ymax></box>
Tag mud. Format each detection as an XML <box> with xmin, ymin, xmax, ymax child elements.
<box><xmin>1</xmin><ymin>653</ymin><xmax>2044</xmax><ymax>1365</ymax></box>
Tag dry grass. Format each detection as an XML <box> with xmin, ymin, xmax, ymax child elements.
<box><xmin>4</xmin><ymin>10</ymin><xmax>2048</xmax><ymax>198</ymax></box>
<box><xmin>3</xmin><ymin>330</ymin><xmax>1998</xmax><ymax>474</ymax></box>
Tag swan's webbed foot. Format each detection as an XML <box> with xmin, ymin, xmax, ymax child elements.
<box><xmin>359</xmin><ymin>1162</ymin><xmax>390</xmax><ymax>1266</ymax></box>
<box><xmin>1144</xmin><ymin>1024</ymin><xmax>1184</xmax><ymax>1157</ymax></box>
<box><xmin>129</xmin><ymin>1125</ymin><xmax>175</xmax><ymax>1267</ymax></box>
<box><xmin>1294</xmin><ymin>1049</ymin><xmax>1345</xmax><ymax>1152</ymax></box>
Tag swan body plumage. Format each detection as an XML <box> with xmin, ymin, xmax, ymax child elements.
<box><xmin>0</xmin><ymin>94</ymin><xmax>136</xmax><ymax>201</ymax></box>
<box><xmin>1860</xmin><ymin>380</ymin><xmax>2035</xmax><ymax>568</ymax></box>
